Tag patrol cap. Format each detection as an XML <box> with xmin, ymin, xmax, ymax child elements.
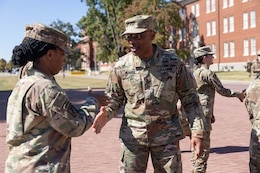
<box><xmin>194</xmin><ymin>46</ymin><xmax>215</xmax><ymax>59</ymax></box>
<box><xmin>25</xmin><ymin>23</ymin><xmax>70</xmax><ymax>54</ymax></box>
<box><xmin>122</xmin><ymin>15</ymin><xmax>154</xmax><ymax>35</ymax></box>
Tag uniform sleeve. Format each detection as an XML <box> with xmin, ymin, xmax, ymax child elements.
<box><xmin>176</xmin><ymin>63</ymin><xmax>207</xmax><ymax>138</ymax></box>
<box><xmin>245</xmin><ymin>79</ymin><xmax>260</xmax><ymax>121</ymax></box>
<box><xmin>105</xmin><ymin>66</ymin><xmax>125</xmax><ymax>120</ymax></box>
<box><xmin>206</xmin><ymin>71</ymin><xmax>239</xmax><ymax>97</ymax></box>
<box><xmin>40</xmin><ymin>85</ymin><xmax>95</xmax><ymax>137</ymax></box>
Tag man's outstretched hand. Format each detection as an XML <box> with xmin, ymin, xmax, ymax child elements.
<box><xmin>92</xmin><ymin>106</ymin><xmax>109</xmax><ymax>134</ymax></box>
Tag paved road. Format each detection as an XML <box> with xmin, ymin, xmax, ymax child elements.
<box><xmin>0</xmin><ymin>81</ymin><xmax>251</xmax><ymax>172</ymax></box>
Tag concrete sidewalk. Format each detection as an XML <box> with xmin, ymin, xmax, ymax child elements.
<box><xmin>0</xmin><ymin>82</ymin><xmax>251</xmax><ymax>172</ymax></box>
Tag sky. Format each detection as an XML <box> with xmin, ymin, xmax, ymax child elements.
<box><xmin>0</xmin><ymin>0</ymin><xmax>88</xmax><ymax>62</ymax></box>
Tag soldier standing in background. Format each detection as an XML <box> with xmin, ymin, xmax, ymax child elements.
<box><xmin>5</xmin><ymin>23</ymin><xmax>99</xmax><ymax>173</ymax></box>
<box><xmin>251</xmin><ymin>50</ymin><xmax>260</xmax><ymax>79</ymax></box>
<box><xmin>92</xmin><ymin>14</ymin><xmax>207</xmax><ymax>173</ymax></box>
<box><xmin>244</xmin><ymin>66</ymin><xmax>260</xmax><ymax>172</ymax></box>
<box><xmin>192</xmin><ymin>46</ymin><xmax>245</xmax><ymax>173</ymax></box>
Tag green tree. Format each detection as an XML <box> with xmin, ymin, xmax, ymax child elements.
<box><xmin>0</xmin><ymin>58</ymin><xmax>7</xmax><ymax>72</ymax></box>
<box><xmin>121</xmin><ymin>0</ymin><xmax>183</xmax><ymax>49</ymax></box>
<box><xmin>78</xmin><ymin>0</ymin><xmax>133</xmax><ymax>62</ymax></box>
<box><xmin>78</xmin><ymin>0</ymin><xmax>184</xmax><ymax>63</ymax></box>
<box><xmin>6</xmin><ymin>60</ymin><xmax>16</xmax><ymax>72</ymax></box>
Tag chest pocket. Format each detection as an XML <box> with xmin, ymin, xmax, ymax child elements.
<box><xmin>121</xmin><ymin>70</ymin><xmax>144</xmax><ymax>104</ymax></box>
<box><xmin>154</xmin><ymin>71</ymin><xmax>177</xmax><ymax>102</ymax></box>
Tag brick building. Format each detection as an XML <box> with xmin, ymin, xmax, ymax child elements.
<box><xmin>77</xmin><ymin>36</ymin><xmax>113</xmax><ymax>73</ymax></box>
<box><xmin>179</xmin><ymin>0</ymin><xmax>260</xmax><ymax>71</ymax></box>
<box><xmin>78</xmin><ymin>36</ymin><xmax>97</xmax><ymax>71</ymax></box>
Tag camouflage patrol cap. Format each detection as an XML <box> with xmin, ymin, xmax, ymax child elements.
<box><xmin>122</xmin><ymin>15</ymin><xmax>154</xmax><ymax>35</ymax></box>
<box><xmin>25</xmin><ymin>23</ymin><xmax>70</xmax><ymax>54</ymax></box>
<box><xmin>194</xmin><ymin>46</ymin><xmax>215</xmax><ymax>59</ymax></box>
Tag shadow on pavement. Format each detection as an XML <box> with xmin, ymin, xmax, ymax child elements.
<box><xmin>210</xmin><ymin>146</ymin><xmax>249</xmax><ymax>154</ymax></box>
<box><xmin>181</xmin><ymin>145</ymin><xmax>249</xmax><ymax>154</ymax></box>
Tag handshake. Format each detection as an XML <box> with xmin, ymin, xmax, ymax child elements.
<box><xmin>80</xmin><ymin>87</ymin><xmax>100</xmax><ymax>119</ymax></box>
<box><xmin>237</xmin><ymin>89</ymin><xmax>246</xmax><ymax>102</ymax></box>
<box><xmin>79</xmin><ymin>86</ymin><xmax>109</xmax><ymax>117</ymax></box>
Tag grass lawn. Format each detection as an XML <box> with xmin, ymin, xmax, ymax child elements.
<box><xmin>0</xmin><ymin>71</ymin><xmax>251</xmax><ymax>91</ymax></box>
<box><xmin>0</xmin><ymin>75</ymin><xmax>108</xmax><ymax>91</ymax></box>
<box><xmin>215</xmin><ymin>71</ymin><xmax>251</xmax><ymax>81</ymax></box>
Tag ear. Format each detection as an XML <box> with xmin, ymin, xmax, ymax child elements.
<box><xmin>202</xmin><ymin>55</ymin><xmax>207</xmax><ymax>63</ymax></box>
<box><xmin>150</xmin><ymin>31</ymin><xmax>156</xmax><ymax>40</ymax></box>
<box><xmin>46</xmin><ymin>49</ymin><xmax>53</xmax><ymax>60</ymax></box>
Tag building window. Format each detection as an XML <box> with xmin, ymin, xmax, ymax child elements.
<box><xmin>191</xmin><ymin>5</ymin><xmax>195</xmax><ymax>16</ymax></box>
<box><xmin>229</xmin><ymin>16</ymin><xmax>234</xmax><ymax>32</ymax></box>
<box><xmin>242</xmin><ymin>0</ymin><xmax>248</xmax><ymax>2</ymax></box>
<box><xmin>212</xmin><ymin>21</ymin><xmax>216</xmax><ymax>35</ymax></box>
<box><xmin>206</xmin><ymin>0</ymin><xmax>210</xmax><ymax>13</ymax></box>
<box><xmin>250</xmin><ymin>11</ymin><xmax>256</xmax><ymax>28</ymax></box>
<box><xmin>206</xmin><ymin>0</ymin><xmax>216</xmax><ymax>13</ymax></box>
<box><xmin>191</xmin><ymin>20</ymin><xmax>199</xmax><ymax>38</ymax></box>
<box><xmin>243</xmin><ymin>12</ymin><xmax>248</xmax><ymax>29</ymax></box>
<box><xmin>251</xmin><ymin>38</ymin><xmax>256</xmax><ymax>55</ymax></box>
<box><xmin>191</xmin><ymin>4</ymin><xmax>200</xmax><ymax>17</ymax></box>
<box><xmin>224</xmin><ymin>42</ymin><xmax>229</xmax><ymax>57</ymax></box>
<box><xmin>229</xmin><ymin>0</ymin><xmax>234</xmax><ymax>7</ymax></box>
<box><xmin>179</xmin><ymin>28</ymin><xmax>186</xmax><ymax>41</ymax></box>
<box><xmin>212</xmin><ymin>0</ymin><xmax>216</xmax><ymax>12</ymax></box>
<box><xmin>243</xmin><ymin>39</ymin><xmax>249</xmax><ymax>56</ymax></box>
<box><xmin>230</xmin><ymin>42</ymin><xmax>235</xmax><ymax>57</ymax></box>
<box><xmin>223</xmin><ymin>0</ymin><xmax>228</xmax><ymax>8</ymax></box>
<box><xmin>223</xmin><ymin>18</ymin><xmax>228</xmax><ymax>33</ymax></box>
<box><xmin>206</xmin><ymin>22</ymin><xmax>211</xmax><ymax>36</ymax></box>
<box><xmin>183</xmin><ymin>28</ymin><xmax>187</xmax><ymax>40</ymax></box>
<box><xmin>196</xmin><ymin>4</ymin><xmax>200</xmax><ymax>17</ymax></box>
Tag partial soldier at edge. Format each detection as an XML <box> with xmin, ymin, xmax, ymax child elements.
<box><xmin>192</xmin><ymin>46</ymin><xmax>245</xmax><ymax>173</ymax></box>
<box><xmin>244</xmin><ymin>49</ymin><xmax>260</xmax><ymax>172</ymax></box>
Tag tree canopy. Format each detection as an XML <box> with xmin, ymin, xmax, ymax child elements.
<box><xmin>78</xmin><ymin>0</ymin><xmax>184</xmax><ymax>62</ymax></box>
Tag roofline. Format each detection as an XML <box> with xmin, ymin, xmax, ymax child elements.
<box><xmin>178</xmin><ymin>0</ymin><xmax>198</xmax><ymax>6</ymax></box>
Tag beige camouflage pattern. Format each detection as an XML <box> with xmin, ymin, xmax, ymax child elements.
<box><xmin>119</xmin><ymin>141</ymin><xmax>182</xmax><ymax>173</ymax></box>
<box><xmin>193</xmin><ymin>46</ymin><xmax>214</xmax><ymax>59</ymax></box>
<box><xmin>104</xmin><ymin>44</ymin><xmax>206</xmax><ymax>171</ymax></box>
<box><xmin>245</xmin><ymin>77</ymin><xmax>260</xmax><ymax>172</ymax></box>
<box><xmin>25</xmin><ymin>23</ymin><xmax>70</xmax><ymax>54</ymax></box>
<box><xmin>122</xmin><ymin>15</ymin><xmax>154</xmax><ymax>35</ymax></box>
<box><xmin>192</xmin><ymin>64</ymin><xmax>241</xmax><ymax>173</ymax></box>
<box><xmin>251</xmin><ymin>58</ymin><xmax>260</xmax><ymax>79</ymax></box>
<box><xmin>5</xmin><ymin>68</ymin><xmax>97</xmax><ymax>173</ymax></box>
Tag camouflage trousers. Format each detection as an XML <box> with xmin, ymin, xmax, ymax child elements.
<box><xmin>249</xmin><ymin>123</ymin><xmax>260</xmax><ymax>173</ymax></box>
<box><xmin>191</xmin><ymin>131</ymin><xmax>210</xmax><ymax>173</ymax></box>
<box><xmin>119</xmin><ymin>141</ymin><xmax>182</xmax><ymax>173</ymax></box>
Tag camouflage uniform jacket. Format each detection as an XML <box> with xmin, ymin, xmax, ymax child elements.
<box><xmin>105</xmin><ymin>44</ymin><xmax>206</xmax><ymax>146</ymax></box>
<box><xmin>245</xmin><ymin>77</ymin><xmax>260</xmax><ymax>125</ymax></box>
<box><xmin>193</xmin><ymin>65</ymin><xmax>240</xmax><ymax>129</ymax></box>
<box><xmin>251</xmin><ymin>61</ymin><xmax>260</xmax><ymax>79</ymax></box>
<box><xmin>6</xmin><ymin>69</ymin><xmax>95</xmax><ymax>173</ymax></box>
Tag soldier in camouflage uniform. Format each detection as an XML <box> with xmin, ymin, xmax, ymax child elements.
<box><xmin>92</xmin><ymin>15</ymin><xmax>207</xmax><ymax>173</ymax></box>
<box><xmin>245</xmin><ymin>51</ymin><xmax>260</xmax><ymax>173</ymax></box>
<box><xmin>192</xmin><ymin>46</ymin><xmax>245</xmax><ymax>173</ymax></box>
<box><xmin>251</xmin><ymin>50</ymin><xmax>260</xmax><ymax>80</ymax></box>
<box><xmin>5</xmin><ymin>23</ymin><xmax>99</xmax><ymax>173</ymax></box>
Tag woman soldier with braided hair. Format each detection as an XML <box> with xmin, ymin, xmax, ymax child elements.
<box><xmin>5</xmin><ymin>23</ymin><xmax>99</xmax><ymax>173</ymax></box>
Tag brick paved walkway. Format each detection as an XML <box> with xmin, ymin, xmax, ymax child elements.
<box><xmin>0</xmin><ymin>81</ymin><xmax>251</xmax><ymax>173</ymax></box>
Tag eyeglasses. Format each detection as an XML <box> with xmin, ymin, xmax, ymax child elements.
<box><xmin>124</xmin><ymin>31</ymin><xmax>148</xmax><ymax>41</ymax></box>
